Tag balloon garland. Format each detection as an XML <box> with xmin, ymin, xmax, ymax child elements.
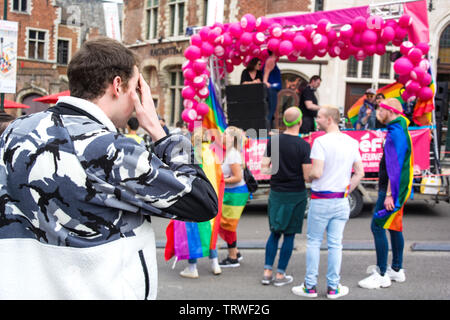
<box><xmin>181</xmin><ymin>13</ymin><xmax>431</xmax><ymax>130</ymax></box>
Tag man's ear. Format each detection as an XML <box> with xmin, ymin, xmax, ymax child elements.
<box><xmin>112</xmin><ymin>76</ymin><xmax>122</xmax><ymax>98</ymax></box>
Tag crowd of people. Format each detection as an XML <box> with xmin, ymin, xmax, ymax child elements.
<box><xmin>0</xmin><ymin>37</ymin><xmax>414</xmax><ymax>300</ymax></box>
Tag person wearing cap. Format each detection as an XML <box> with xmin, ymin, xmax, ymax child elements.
<box><xmin>359</xmin><ymin>98</ymin><xmax>413</xmax><ymax>290</ymax></box>
<box><xmin>260</xmin><ymin>106</ymin><xmax>312</xmax><ymax>287</ymax></box>
<box><xmin>356</xmin><ymin>88</ymin><xmax>377</xmax><ymax>130</ymax></box>
<box><xmin>292</xmin><ymin>105</ymin><xmax>364</xmax><ymax>299</ymax></box>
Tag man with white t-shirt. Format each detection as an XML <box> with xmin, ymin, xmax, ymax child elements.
<box><xmin>292</xmin><ymin>105</ymin><xmax>364</xmax><ymax>299</ymax></box>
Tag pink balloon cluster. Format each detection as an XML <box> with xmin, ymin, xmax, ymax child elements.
<box><xmin>393</xmin><ymin>41</ymin><xmax>432</xmax><ymax>101</ymax></box>
<box><xmin>182</xmin><ymin>13</ymin><xmax>426</xmax><ymax>128</ymax></box>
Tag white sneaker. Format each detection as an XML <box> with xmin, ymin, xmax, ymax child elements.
<box><xmin>292</xmin><ymin>283</ymin><xmax>318</xmax><ymax>298</ymax></box>
<box><xmin>211</xmin><ymin>264</ymin><xmax>222</xmax><ymax>275</ymax></box>
<box><xmin>387</xmin><ymin>266</ymin><xmax>406</xmax><ymax>282</ymax></box>
<box><xmin>358</xmin><ymin>270</ymin><xmax>392</xmax><ymax>289</ymax></box>
<box><xmin>327</xmin><ymin>284</ymin><xmax>349</xmax><ymax>299</ymax></box>
<box><xmin>180</xmin><ymin>266</ymin><xmax>199</xmax><ymax>279</ymax></box>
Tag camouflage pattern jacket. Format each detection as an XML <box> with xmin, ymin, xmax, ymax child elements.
<box><xmin>0</xmin><ymin>97</ymin><xmax>217</xmax><ymax>299</ymax></box>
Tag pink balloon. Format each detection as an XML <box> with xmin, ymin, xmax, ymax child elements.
<box><xmin>190</xmin><ymin>34</ymin><xmax>203</xmax><ymax>47</ymax></box>
<box><xmin>408</xmin><ymin>48</ymin><xmax>423</xmax><ymax>64</ymax></box>
<box><xmin>420</xmin><ymin>73</ymin><xmax>432</xmax><ymax>87</ymax></box>
<box><xmin>352</xmin><ymin>16</ymin><xmax>366</xmax><ymax>33</ymax></box>
<box><xmin>181</xmin><ymin>108</ymin><xmax>198</xmax><ymax>122</ymax></box>
<box><xmin>401</xmin><ymin>90</ymin><xmax>414</xmax><ymax>102</ymax></box>
<box><xmin>398</xmin><ymin>14</ymin><xmax>413</xmax><ymax>28</ymax></box>
<box><xmin>182</xmin><ymin>60</ymin><xmax>192</xmax><ymax>70</ymax></box>
<box><xmin>316</xmin><ymin>48</ymin><xmax>327</xmax><ymax>57</ymax></box>
<box><xmin>398</xmin><ymin>74</ymin><xmax>410</xmax><ymax>85</ymax></box>
<box><xmin>355</xmin><ymin>49</ymin><xmax>366</xmax><ymax>61</ymax></box>
<box><xmin>256</xmin><ymin>16</ymin><xmax>270</xmax><ymax>32</ymax></box>
<box><xmin>241</xmin><ymin>13</ymin><xmax>256</xmax><ymax>32</ymax></box>
<box><xmin>416</xmin><ymin>42</ymin><xmax>430</xmax><ymax>56</ymax></box>
<box><xmin>312</xmin><ymin>33</ymin><xmax>328</xmax><ymax>49</ymax></box>
<box><xmin>364</xmin><ymin>44</ymin><xmax>377</xmax><ymax>56</ymax></box>
<box><xmin>267</xmin><ymin>38</ymin><xmax>281</xmax><ymax>52</ymax></box>
<box><xmin>214</xmin><ymin>45</ymin><xmax>225</xmax><ymax>57</ymax></box>
<box><xmin>197</xmin><ymin>86</ymin><xmax>209</xmax><ymax>99</ymax></box>
<box><xmin>392</xmin><ymin>38</ymin><xmax>403</xmax><ymax>47</ymax></box>
<box><xmin>394</xmin><ymin>57</ymin><xmax>414</xmax><ymax>75</ymax></box>
<box><xmin>328</xmin><ymin>45</ymin><xmax>341</xmax><ymax>57</ymax></box>
<box><xmin>303</xmin><ymin>25</ymin><xmax>315</xmax><ymax>39</ymax></box>
<box><xmin>201</xmin><ymin>42</ymin><xmax>214</xmax><ymax>57</ymax></box>
<box><xmin>193</xmin><ymin>59</ymin><xmax>207</xmax><ymax>74</ymax></box>
<box><xmin>199</xmin><ymin>27</ymin><xmax>210</xmax><ymax>41</ymax></box>
<box><xmin>351</xmin><ymin>33</ymin><xmax>362</xmax><ymax>47</ymax></box>
<box><xmin>418</xmin><ymin>87</ymin><xmax>433</xmax><ymax>101</ymax></box>
<box><xmin>230</xmin><ymin>55</ymin><xmax>242</xmax><ymax>65</ymax></box>
<box><xmin>339</xmin><ymin>49</ymin><xmax>351</xmax><ymax>60</ymax></box>
<box><xmin>217</xmin><ymin>33</ymin><xmax>233</xmax><ymax>47</ymax></box>
<box><xmin>270</xmin><ymin>23</ymin><xmax>283</xmax><ymax>38</ymax></box>
<box><xmin>287</xmin><ymin>53</ymin><xmax>299</xmax><ymax>62</ymax></box>
<box><xmin>400</xmin><ymin>41</ymin><xmax>414</xmax><ymax>56</ymax></box>
<box><xmin>327</xmin><ymin>28</ymin><xmax>337</xmax><ymax>43</ymax></box>
<box><xmin>419</xmin><ymin>59</ymin><xmax>430</xmax><ymax>72</ymax></box>
<box><xmin>183</xmin><ymin>98</ymin><xmax>198</xmax><ymax>109</ymax></box>
<box><xmin>207</xmin><ymin>28</ymin><xmax>222</xmax><ymax>44</ymax></box>
<box><xmin>184</xmin><ymin>45</ymin><xmax>202</xmax><ymax>61</ymax></box>
<box><xmin>410</xmin><ymin>66</ymin><xmax>425</xmax><ymax>82</ymax></box>
<box><xmin>279</xmin><ymin>40</ymin><xmax>294</xmax><ymax>56</ymax></box>
<box><xmin>367</xmin><ymin>15</ymin><xmax>384</xmax><ymax>31</ymax></box>
<box><xmin>196</xmin><ymin>102</ymin><xmax>210</xmax><ymax>116</ymax></box>
<box><xmin>182</xmin><ymin>86</ymin><xmax>196</xmax><ymax>100</ymax></box>
<box><xmin>225</xmin><ymin>62</ymin><xmax>234</xmax><ymax>73</ymax></box>
<box><xmin>405</xmin><ymin>80</ymin><xmax>421</xmax><ymax>94</ymax></box>
<box><xmin>362</xmin><ymin>29</ymin><xmax>378</xmax><ymax>45</ymax></box>
<box><xmin>394</xmin><ymin>27</ymin><xmax>408</xmax><ymax>40</ymax></box>
<box><xmin>340</xmin><ymin>24</ymin><xmax>353</xmax><ymax>39</ymax></box>
<box><xmin>183</xmin><ymin>68</ymin><xmax>196</xmax><ymax>81</ymax></box>
<box><xmin>253</xmin><ymin>32</ymin><xmax>265</xmax><ymax>45</ymax></box>
<box><xmin>375</xmin><ymin>43</ymin><xmax>386</xmax><ymax>55</ymax></box>
<box><xmin>293</xmin><ymin>34</ymin><xmax>307</xmax><ymax>51</ymax></box>
<box><xmin>380</xmin><ymin>26</ymin><xmax>395</xmax><ymax>43</ymax></box>
<box><xmin>240</xmin><ymin>32</ymin><xmax>253</xmax><ymax>45</ymax></box>
<box><xmin>282</xmin><ymin>29</ymin><xmax>295</xmax><ymax>41</ymax></box>
<box><xmin>192</xmin><ymin>76</ymin><xmax>206</xmax><ymax>89</ymax></box>
<box><xmin>317</xmin><ymin>19</ymin><xmax>331</xmax><ymax>34</ymax></box>
<box><xmin>229</xmin><ymin>22</ymin><xmax>243</xmax><ymax>38</ymax></box>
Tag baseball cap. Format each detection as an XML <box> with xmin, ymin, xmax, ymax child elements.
<box><xmin>365</xmin><ymin>88</ymin><xmax>376</xmax><ymax>95</ymax></box>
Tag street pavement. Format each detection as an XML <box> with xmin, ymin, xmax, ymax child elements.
<box><xmin>151</xmin><ymin>201</ymin><xmax>450</xmax><ymax>300</ymax></box>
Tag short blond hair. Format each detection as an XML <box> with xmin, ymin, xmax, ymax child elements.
<box><xmin>320</xmin><ymin>105</ymin><xmax>340</xmax><ymax>124</ymax></box>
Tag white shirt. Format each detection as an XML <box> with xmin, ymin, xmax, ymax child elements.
<box><xmin>310</xmin><ymin>132</ymin><xmax>362</xmax><ymax>193</ymax></box>
<box><xmin>221</xmin><ymin>148</ymin><xmax>246</xmax><ymax>188</ymax></box>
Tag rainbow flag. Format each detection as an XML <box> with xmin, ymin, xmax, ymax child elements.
<box><xmin>347</xmin><ymin>77</ymin><xmax>435</xmax><ymax>127</ymax></box>
<box><xmin>347</xmin><ymin>82</ymin><xmax>404</xmax><ymax>127</ymax></box>
<box><xmin>164</xmin><ymin>142</ymin><xmax>224</xmax><ymax>261</ymax></box>
<box><xmin>202</xmin><ymin>81</ymin><xmax>227</xmax><ymax>133</ymax></box>
<box><xmin>373</xmin><ymin>116</ymin><xmax>414</xmax><ymax>232</ymax></box>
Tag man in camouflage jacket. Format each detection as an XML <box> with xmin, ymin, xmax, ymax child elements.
<box><xmin>0</xmin><ymin>38</ymin><xmax>217</xmax><ymax>299</ymax></box>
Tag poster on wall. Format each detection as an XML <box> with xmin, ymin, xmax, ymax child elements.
<box><xmin>103</xmin><ymin>2</ymin><xmax>121</xmax><ymax>41</ymax></box>
<box><xmin>0</xmin><ymin>20</ymin><xmax>18</xmax><ymax>94</ymax></box>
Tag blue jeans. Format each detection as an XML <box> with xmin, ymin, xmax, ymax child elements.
<box><xmin>264</xmin><ymin>232</ymin><xmax>295</xmax><ymax>274</ymax></box>
<box><xmin>371</xmin><ymin>191</ymin><xmax>404</xmax><ymax>275</ymax></box>
<box><xmin>188</xmin><ymin>249</ymin><xmax>218</xmax><ymax>264</ymax></box>
<box><xmin>304</xmin><ymin>198</ymin><xmax>349</xmax><ymax>289</ymax></box>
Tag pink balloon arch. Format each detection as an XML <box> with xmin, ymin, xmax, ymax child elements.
<box><xmin>181</xmin><ymin>13</ymin><xmax>431</xmax><ymax>129</ymax></box>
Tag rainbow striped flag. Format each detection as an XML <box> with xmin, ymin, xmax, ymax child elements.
<box><xmin>202</xmin><ymin>81</ymin><xmax>227</xmax><ymax>133</ymax></box>
<box><xmin>164</xmin><ymin>143</ymin><xmax>224</xmax><ymax>261</ymax></box>
<box><xmin>373</xmin><ymin>116</ymin><xmax>414</xmax><ymax>232</ymax></box>
<box><xmin>218</xmin><ymin>184</ymin><xmax>249</xmax><ymax>244</ymax></box>
<box><xmin>347</xmin><ymin>78</ymin><xmax>435</xmax><ymax>127</ymax></box>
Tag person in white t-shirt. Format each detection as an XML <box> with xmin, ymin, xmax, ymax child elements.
<box><xmin>218</xmin><ymin>126</ymin><xmax>249</xmax><ymax>268</ymax></box>
<box><xmin>292</xmin><ymin>105</ymin><xmax>364</xmax><ymax>299</ymax></box>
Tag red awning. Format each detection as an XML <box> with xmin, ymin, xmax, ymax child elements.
<box><xmin>4</xmin><ymin>99</ymin><xmax>30</xmax><ymax>109</ymax></box>
<box><xmin>33</xmin><ymin>90</ymin><xmax>70</xmax><ymax>104</ymax></box>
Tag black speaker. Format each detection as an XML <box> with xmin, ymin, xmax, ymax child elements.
<box><xmin>227</xmin><ymin>101</ymin><xmax>268</xmax><ymax>119</ymax></box>
<box><xmin>225</xmin><ymin>83</ymin><xmax>267</xmax><ymax>103</ymax></box>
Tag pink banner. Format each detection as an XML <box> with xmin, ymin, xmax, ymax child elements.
<box><xmin>245</xmin><ymin>129</ymin><xmax>430</xmax><ymax>179</ymax></box>
<box><xmin>404</xmin><ymin>0</ymin><xmax>430</xmax><ymax>44</ymax></box>
<box><xmin>269</xmin><ymin>6</ymin><xmax>370</xmax><ymax>27</ymax></box>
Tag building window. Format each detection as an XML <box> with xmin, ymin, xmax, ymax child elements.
<box><xmin>57</xmin><ymin>40</ymin><xmax>69</xmax><ymax>65</ymax></box>
<box><xmin>315</xmin><ymin>0</ymin><xmax>324</xmax><ymax>12</ymax></box>
<box><xmin>439</xmin><ymin>25</ymin><xmax>450</xmax><ymax>64</ymax></box>
<box><xmin>146</xmin><ymin>0</ymin><xmax>159</xmax><ymax>40</ymax></box>
<box><xmin>12</xmin><ymin>0</ymin><xmax>28</xmax><ymax>13</ymax></box>
<box><xmin>169</xmin><ymin>69</ymin><xmax>184</xmax><ymax>125</ymax></box>
<box><xmin>169</xmin><ymin>0</ymin><xmax>185</xmax><ymax>37</ymax></box>
<box><xmin>28</xmin><ymin>29</ymin><xmax>46</xmax><ymax>60</ymax></box>
<box><xmin>203</xmin><ymin>0</ymin><xmax>208</xmax><ymax>26</ymax></box>
<box><xmin>379</xmin><ymin>52</ymin><xmax>392</xmax><ymax>79</ymax></box>
<box><xmin>346</xmin><ymin>56</ymin><xmax>358</xmax><ymax>78</ymax></box>
<box><xmin>361</xmin><ymin>56</ymin><xmax>373</xmax><ymax>78</ymax></box>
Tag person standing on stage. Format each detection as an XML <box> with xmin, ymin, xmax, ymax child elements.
<box><xmin>299</xmin><ymin>75</ymin><xmax>321</xmax><ymax>134</ymax></box>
